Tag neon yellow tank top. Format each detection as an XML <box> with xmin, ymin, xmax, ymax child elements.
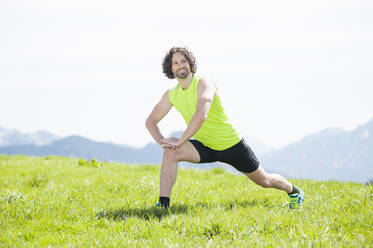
<box><xmin>168</xmin><ymin>75</ymin><xmax>242</xmax><ymax>150</ymax></box>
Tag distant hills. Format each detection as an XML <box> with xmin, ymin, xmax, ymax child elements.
<box><xmin>0</xmin><ymin>128</ymin><xmax>59</xmax><ymax>147</ymax></box>
<box><xmin>260</xmin><ymin>119</ymin><xmax>373</xmax><ymax>183</ymax></box>
<box><xmin>0</xmin><ymin>133</ymin><xmax>163</xmax><ymax>165</ymax></box>
<box><xmin>1</xmin><ymin>120</ymin><xmax>372</xmax><ymax>183</ymax></box>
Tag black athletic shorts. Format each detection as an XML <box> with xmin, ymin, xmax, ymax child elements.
<box><xmin>189</xmin><ymin>138</ymin><xmax>260</xmax><ymax>173</ymax></box>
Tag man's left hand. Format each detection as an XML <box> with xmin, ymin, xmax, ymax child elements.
<box><xmin>159</xmin><ymin>137</ymin><xmax>181</xmax><ymax>150</ymax></box>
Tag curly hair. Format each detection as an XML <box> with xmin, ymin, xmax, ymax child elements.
<box><xmin>162</xmin><ymin>47</ymin><xmax>197</xmax><ymax>79</ymax></box>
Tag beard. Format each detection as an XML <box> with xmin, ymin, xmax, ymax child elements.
<box><xmin>175</xmin><ymin>68</ymin><xmax>189</xmax><ymax>79</ymax></box>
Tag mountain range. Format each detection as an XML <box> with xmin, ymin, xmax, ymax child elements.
<box><xmin>0</xmin><ymin>129</ymin><xmax>271</xmax><ymax>165</ymax></box>
<box><xmin>0</xmin><ymin>127</ymin><xmax>59</xmax><ymax>147</ymax></box>
<box><xmin>0</xmin><ymin>133</ymin><xmax>163</xmax><ymax>165</ymax></box>
<box><xmin>260</xmin><ymin>119</ymin><xmax>373</xmax><ymax>183</ymax></box>
<box><xmin>0</xmin><ymin>120</ymin><xmax>372</xmax><ymax>183</ymax></box>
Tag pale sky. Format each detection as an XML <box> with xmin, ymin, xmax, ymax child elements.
<box><xmin>1</xmin><ymin>0</ymin><xmax>373</xmax><ymax>148</ymax></box>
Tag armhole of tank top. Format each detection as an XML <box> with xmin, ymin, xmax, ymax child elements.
<box><xmin>168</xmin><ymin>87</ymin><xmax>176</xmax><ymax>105</ymax></box>
<box><xmin>193</xmin><ymin>75</ymin><xmax>200</xmax><ymax>87</ymax></box>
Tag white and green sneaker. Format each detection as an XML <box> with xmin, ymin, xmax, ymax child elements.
<box><xmin>289</xmin><ymin>188</ymin><xmax>305</xmax><ymax>209</ymax></box>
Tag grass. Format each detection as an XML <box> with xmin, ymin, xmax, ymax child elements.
<box><xmin>0</xmin><ymin>155</ymin><xmax>372</xmax><ymax>247</ymax></box>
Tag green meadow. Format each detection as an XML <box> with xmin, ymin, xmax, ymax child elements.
<box><xmin>0</xmin><ymin>155</ymin><xmax>372</xmax><ymax>247</ymax></box>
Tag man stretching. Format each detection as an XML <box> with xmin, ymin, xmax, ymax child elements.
<box><xmin>145</xmin><ymin>47</ymin><xmax>304</xmax><ymax>209</ymax></box>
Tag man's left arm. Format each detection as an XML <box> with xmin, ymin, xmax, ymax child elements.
<box><xmin>176</xmin><ymin>77</ymin><xmax>215</xmax><ymax>147</ymax></box>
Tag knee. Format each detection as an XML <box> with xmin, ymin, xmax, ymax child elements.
<box><xmin>163</xmin><ymin>148</ymin><xmax>179</xmax><ymax>162</ymax></box>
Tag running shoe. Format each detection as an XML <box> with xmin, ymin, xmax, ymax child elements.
<box><xmin>289</xmin><ymin>188</ymin><xmax>305</xmax><ymax>209</ymax></box>
<box><xmin>156</xmin><ymin>202</ymin><xmax>169</xmax><ymax>209</ymax></box>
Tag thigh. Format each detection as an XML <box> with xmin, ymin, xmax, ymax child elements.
<box><xmin>171</xmin><ymin>140</ymin><xmax>201</xmax><ymax>163</ymax></box>
<box><xmin>189</xmin><ymin>139</ymin><xmax>217</xmax><ymax>163</ymax></box>
<box><xmin>217</xmin><ymin>139</ymin><xmax>259</xmax><ymax>173</ymax></box>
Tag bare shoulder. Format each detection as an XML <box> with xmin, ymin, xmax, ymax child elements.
<box><xmin>162</xmin><ymin>89</ymin><xmax>170</xmax><ymax>97</ymax></box>
<box><xmin>198</xmin><ymin>76</ymin><xmax>216</xmax><ymax>88</ymax></box>
<box><xmin>197</xmin><ymin>76</ymin><xmax>217</xmax><ymax>99</ymax></box>
<box><xmin>161</xmin><ymin>89</ymin><xmax>171</xmax><ymax>102</ymax></box>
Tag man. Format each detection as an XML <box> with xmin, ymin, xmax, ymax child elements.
<box><xmin>145</xmin><ymin>47</ymin><xmax>304</xmax><ymax>209</ymax></box>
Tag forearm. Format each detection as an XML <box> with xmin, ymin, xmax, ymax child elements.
<box><xmin>178</xmin><ymin>113</ymin><xmax>205</xmax><ymax>145</ymax></box>
<box><xmin>145</xmin><ymin>120</ymin><xmax>164</xmax><ymax>145</ymax></box>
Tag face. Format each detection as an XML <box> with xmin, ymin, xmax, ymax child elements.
<box><xmin>171</xmin><ymin>52</ymin><xmax>191</xmax><ymax>79</ymax></box>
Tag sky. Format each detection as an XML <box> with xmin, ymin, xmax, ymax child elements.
<box><xmin>1</xmin><ymin>0</ymin><xmax>373</xmax><ymax>148</ymax></box>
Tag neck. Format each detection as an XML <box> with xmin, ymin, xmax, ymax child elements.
<box><xmin>177</xmin><ymin>74</ymin><xmax>194</xmax><ymax>90</ymax></box>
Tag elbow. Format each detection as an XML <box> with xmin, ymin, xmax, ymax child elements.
<box><xmin>145</xmin><ymin>116</ymin><xmax>158</xmax><ymax>130</ymax></box>
<box><xmin>145</xmin><ymin>117</ymin><xmax>152</xmax><ymax>129</ymax></box>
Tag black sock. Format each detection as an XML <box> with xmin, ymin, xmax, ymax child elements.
<box><xmin>288</xmin><ymin>185</ymin><xmax>300</xmax><ymax>195</ymax></box>
<box><xmin>159</xmin><ymin>197</ymin><xmax>170</xmax><ymax>208</ymax></box>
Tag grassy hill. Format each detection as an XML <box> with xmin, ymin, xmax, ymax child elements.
<box><xmin>0</xmin><ymin>155</ymin><xmax>372</xmax><ymax>247</ymax></box>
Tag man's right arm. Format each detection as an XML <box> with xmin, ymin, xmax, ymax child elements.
<box><xmin>145</xmin><ymin>90</ymin><xmax>173</xmax><ymax>145</ymax></box>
